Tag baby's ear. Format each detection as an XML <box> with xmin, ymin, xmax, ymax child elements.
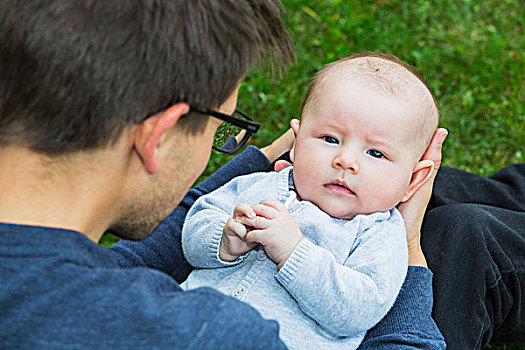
<box><xmin>400</xmin><ymin>160</ymin><xmax>435</xmax><ymax>203</ymax></box>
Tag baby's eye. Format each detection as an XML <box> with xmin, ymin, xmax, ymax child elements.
<box><xmin>322</xmin><ymin>136</ymin><xmax>338</xmax><ymax>144</ymax></box>
<box><xmin>367</xmin><ymin>149</ymin><xmax>385</xmax><ymax>159</ymax></box>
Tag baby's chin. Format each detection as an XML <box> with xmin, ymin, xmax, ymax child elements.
<box><xmin>326</xmin><ymin>210</ymin><xmax>359</xmax><ymax>220</ymax></box>
<box><xmin>315</xmin><ymin>199</ymin><xmax>396</xmax><ymax>220</ymax></box>
<box><xmin>297</xmin><ymin>193</ymin><xmax>358</xmax><ymax>220</ymax></box>
<box><xmin>311</xmin><ymin>201</ymin><xmax>360</xmax><ymax>220</ymax></box>
<box><xmin>298</xmin><ymin>190</ymin><xmax>388</xmax><ymax>220</ymax></box>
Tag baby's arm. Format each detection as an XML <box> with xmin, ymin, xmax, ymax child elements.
<box><xmin>275</xmin><ymin>210</ymin><xmax>408</xmax><ymax>338</ymax></box>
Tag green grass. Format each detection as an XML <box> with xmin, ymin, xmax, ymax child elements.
<box><xmin>102</xmin><ymin>1</ymin><xmax>525</xmax><ymax>347</ymax></box>
<box><xmin>202</xmin><ymin>0</ymin><xmax>524</xmax><ymax>180</ymax></box>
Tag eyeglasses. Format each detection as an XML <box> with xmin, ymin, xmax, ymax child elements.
<box><xmin>189</xmin><ymin>106</ymin><xmax>260</xmax><ymax>155</ymax></box>
<box><xmin>137</xmin><ymin>104</ymin><xmax>260</xmax><ymax>155</ymax></box>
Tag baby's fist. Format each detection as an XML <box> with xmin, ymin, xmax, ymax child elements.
<box><xmin>219</xmin><ymin>203</ymin><xmax>257</xmax><ymax>262</ymax></box>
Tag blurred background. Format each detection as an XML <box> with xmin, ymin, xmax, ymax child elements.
<box><xmin>202</xmin><ymin>0</ymin><xmax>524</xmax><ymax>181</ymax></box>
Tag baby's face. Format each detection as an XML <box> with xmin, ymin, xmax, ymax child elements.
<box><xmin>293</xmin><ymin>80</ymin><xmax>421</xmax><ymax>219</ymax></box>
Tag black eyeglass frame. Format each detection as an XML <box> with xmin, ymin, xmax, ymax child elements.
<box><xmin>189</xmin><ymin>106</ymin><xmax>260</xmax><ymax>155</ymax></box>
<box><xmin>136</xmin><ymin>104</ymin><xmax>260</xmax><ymax>155</ymax></box>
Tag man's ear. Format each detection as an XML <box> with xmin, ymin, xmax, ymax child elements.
<box><xmin>134</xmin><ymin>102</ymin><xmax>189</xmax><ymax>174</ymax></box>
<box><xmin>289</xmin><ymin>119</ymin><xmax>300</xmax><ymax>163</ymax></box>
<box><xmin>400</xmin><ymin>159</ymin><xmax>435</xmax><ymax>203</ymax></box>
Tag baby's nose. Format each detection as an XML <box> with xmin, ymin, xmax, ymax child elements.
<box><xmin>332</xmin><ymin>154</ymin><xmax>359</xmax><ymax>174</ymax></box>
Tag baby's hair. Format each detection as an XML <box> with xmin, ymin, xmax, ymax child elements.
<box><xmin>301</xmin><ymin>52</ymin><xmax>439</xmax><ymax>159</ymax></box>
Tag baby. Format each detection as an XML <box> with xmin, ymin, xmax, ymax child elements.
<box><xmin>181</xmin><ymin>52</ymin><xmax>439</xmax><ymax>349</ymax></box>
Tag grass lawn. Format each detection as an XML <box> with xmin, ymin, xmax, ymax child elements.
<box><xmin>203</xmin><ymin>0</ymin><xmax>524</xmax><ymax>180</ymax></box>
<box><xmin>102</xmin><ymin>0</ymin><xmax>524</xmax><ymax>348</ymax></box>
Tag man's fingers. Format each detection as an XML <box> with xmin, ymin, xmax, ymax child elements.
<box><xmin>418</xmin><ymin>128</ymin><xmax>448</xmax><ymax>195</ymax></box>
<box><xmin>274</xmin><ymin>160</ymin><xmax>293</xmax><ymax>173</ymax></box>
<box><xmin>233</xmin><ymin>203</ymin><xmax>256</xmax><ymax>219</ymax></box>
<box><xmin>422</xmin><ymin>128</ymin><xmax>448</xmax><ymax>172</ymax></box>
<box><xmin>397</xmin><ymin>127</ymin><xmax>448</xmax><ymax>255</ymax></box>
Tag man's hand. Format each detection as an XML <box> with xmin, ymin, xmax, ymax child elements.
<box><xmin>238</xmin><ymin>199</ymin><xmax>303</xmax><ymax>270</ymax></box>
<box><xmin>398</xmin><ymin>128</ymin><xmax>448</xmax><ymax>267</ymax></box>
<box><xmin>219</xmin><ymin>204</ymin><xmax>258</xmax><ymax>262</ymax></box>
<box><xmin>260</xmin><ymin>120</ymin><xmax>298</xmax><ymax>167</ymax></box>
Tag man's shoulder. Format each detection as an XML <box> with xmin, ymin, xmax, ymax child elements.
<box><xmin>0</xmin><ymin>224</ymin><xmax>285</xmax><ymax>349</ymax></box>
<box><xmin>1</xmin><ymin>260</ymin><xmax>284</xmax><ymax>349</ymax></box>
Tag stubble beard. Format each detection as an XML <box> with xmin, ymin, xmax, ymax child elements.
<box><xmin>109</xmin><ymin>182</ymin><xmax>181</xmax><ymax>241</ymax></box>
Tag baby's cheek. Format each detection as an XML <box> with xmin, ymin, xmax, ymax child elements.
<box><xmin>370</xmin><ymin>178</ymin><xmax>406</xmax><ymax>210</ymax></box>
<box><xmin>293</xmin><ymin>180</ymin><xmax>310</xmax><ymax>202</ymax></box>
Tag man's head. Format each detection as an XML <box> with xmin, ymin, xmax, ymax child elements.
<box><xmin>0</xmin><ymin>0</ymin><xmax>294</xmax><ymax>240</ymax></box>
<box><xmin>0</xmin><ymin>0</ymin><xmax>293</xmax><ymax>153</ymax></box>
<box><xmin>291</xmin><ymin>53</ymin><xmax>438</xmax><ymax>219</ymax></box>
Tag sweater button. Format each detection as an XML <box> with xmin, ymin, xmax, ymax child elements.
<box><xmin>231</xmin><ymin>287</ymin><xmax>245</xmax><ymax>299</ymax></box>
<box><xmin>256</xmin><ymin>250</ymin><xmax>266</xmax><ymax>261</ymax></box>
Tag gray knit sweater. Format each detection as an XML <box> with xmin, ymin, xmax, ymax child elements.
<box><xmin>182</xmin><ymin>167</ymin><xmax>408</xmax><ymax>350</ymax></box>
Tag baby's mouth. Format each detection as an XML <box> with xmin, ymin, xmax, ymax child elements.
<box><xmin>324</xmin><ymin>180</ymin><xmax>356</xmax><ymax>196</ymax></box>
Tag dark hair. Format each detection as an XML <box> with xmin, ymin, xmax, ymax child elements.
<box><xmin>0</xmin><ymin>0</ymin><xmax>294</xmax><ymax>155</ymax></box>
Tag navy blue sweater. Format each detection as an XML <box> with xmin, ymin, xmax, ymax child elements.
<box><xmin>0</xmin><ymin>146</ymin><xmax>445</xmax><ymax>349</ymax></box>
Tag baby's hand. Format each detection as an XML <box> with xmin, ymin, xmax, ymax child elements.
<box><xmin>219</xmin><ymin>204</ymin><xmax>258</xmax><ymax>262</ymax></box>
<box><xmin>240</xmin><ymin>199</ymin><xmax>302</xmax><ymax>270</ymax></box>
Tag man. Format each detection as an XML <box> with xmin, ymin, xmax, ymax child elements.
<box><xmin>0</xmin><ymin>1</ymin><xmax>447</xmax><ymax>348</ymax></box>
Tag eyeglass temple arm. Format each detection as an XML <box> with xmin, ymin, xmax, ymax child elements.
<box><xmin>190</xmin><ymin>106</ymin><xmax>260</xmax><ymax>134</ymax></box>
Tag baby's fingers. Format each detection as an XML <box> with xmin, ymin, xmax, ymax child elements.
<box><xmin>233</xmin><ymin>203</ymin><xmax>256</xmax><ymax>219</ymax></box>
<box><xmin>259</xmin><ymin>199</ymin><xmax>288</xmax><ymax>212</ymax></box>
<box><xmin>224</xmin><ymin>217</ymin><xmax>246</xmax><ymax>237</ymax></box>
<box><xmin>236</xmin><ymin>215</ymin><xmax>271</xmax><ymax>230</ymax></box>
<box><xmin>245</xmin><ymin>229</ymin><xmax>265</xmax><ymax>245</ymax></box>
<box><xmin>251</xmin><ymin>200</ymin><xmax>286</xmax><ymax>219</ymax></box>
<box><xmin>233</xmin><ymin>222</ymin><xmax>249</xmax><ymax>239</ymax></box>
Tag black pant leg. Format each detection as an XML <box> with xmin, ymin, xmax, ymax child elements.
<box><xmin>429</xmin><ymin>164</ymin><xmax>525</xmax><ymax>212</ymax></box>
<box><xmin>421</xmin><ymin>204</ymin><xmax>525</xmax><ymax>349</ymax></box>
